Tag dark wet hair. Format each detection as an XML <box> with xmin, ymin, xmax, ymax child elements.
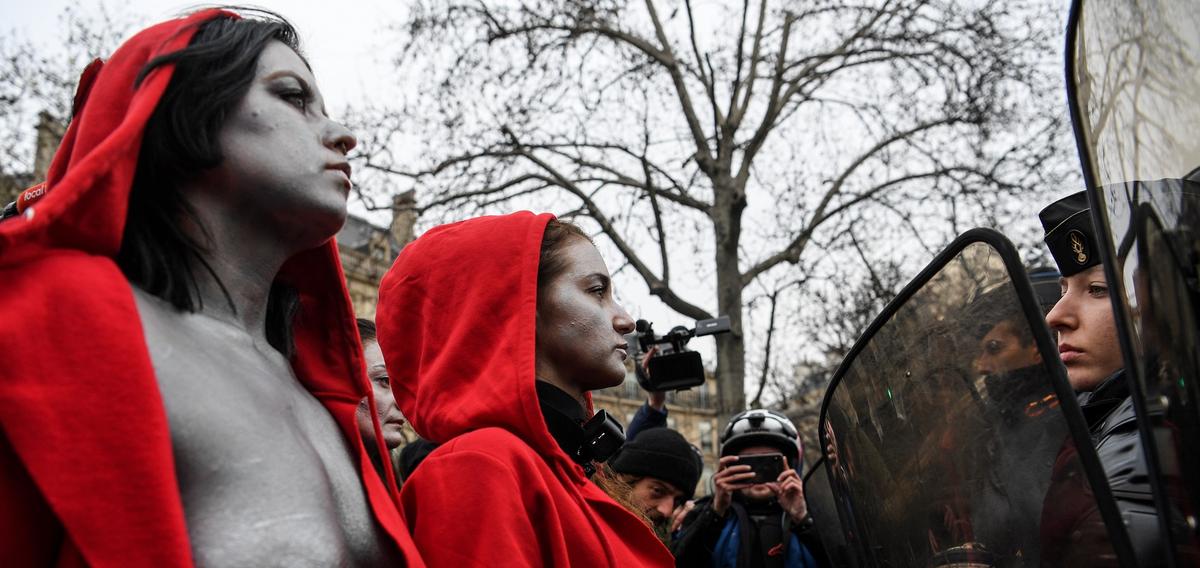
<box><xmin>357</xmin><ymin>318</ymin><xmax>377</xmax><ymax>344</ymax></box>
<box><xmin>537</xmin><ymin>219</ymin><xmax>591</xmax><ymax>293</ymax></box>
<box><xmin>116</xmin><ymin>9</ymin><xmax>305</xmax><ymax>356</ymax></box>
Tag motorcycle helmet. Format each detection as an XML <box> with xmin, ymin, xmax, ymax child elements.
<box><xmin>720</xmin><ymin>409</ymin><xmax>802</xmax><ymax>470</ymax></box>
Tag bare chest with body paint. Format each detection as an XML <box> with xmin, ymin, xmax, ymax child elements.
<box><xmin>133</xmin><ymin>288</ymin><xmax>396</xmax><ymax>567</ymax></box>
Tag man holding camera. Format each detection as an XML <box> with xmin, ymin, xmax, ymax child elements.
<box><xmin>672</xmin><ymin>409</ymin><xmax>827</xmax><ymax>568</ymax></box>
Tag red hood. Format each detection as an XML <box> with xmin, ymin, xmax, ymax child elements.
<box><xmin>1</xmin><ymin>11</ymin><xmax>204</xmax><ymax>255</ymax></box>
<box><xmin>376</xmin><ymin>212</ymin><xmax>593</xmax><ymax>469</ymax></box>
<box><xmin>0</xmin><ymin>10</ymin><xmax>418</xmax><ymax>566</ymax></box>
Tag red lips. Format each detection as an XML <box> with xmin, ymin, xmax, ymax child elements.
<box><xmin>1059</xmin><ymin>343</ymin><xmax>1082</xmax><ymax>363</ymax></box>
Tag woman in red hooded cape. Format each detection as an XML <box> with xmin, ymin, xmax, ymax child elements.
<box><xmin>0</xmin><ymin>9</ymin><xmax>422</xmax><ymax>567</ymax></box>
<box><xmin>376</xmin><ymin>212</ymin><xmax>674</xmax><ymax>567</ymax></box>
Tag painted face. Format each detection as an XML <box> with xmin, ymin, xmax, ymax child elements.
<box><xmin>535</xmin><ymin>237</ymin><xmax>636</xmax><ymax>397</ymax></box>
<box><xmin>356</xmin><ymin>340</ymin><xmax>407</xmax><ymax>450</ymax></box>
<box><xmin>203</xmin><ymin>41</ymin><xmax>357</xmax><ymax>248</ymax></box>
<box><xmin>1045</xmin><ymin>265</ymin><xmax>1123</xmax><ymax>391</ymax></box>
<box><xmin>972</xmin><ymin>320</ymin><xmax>1042</xmax><ymax>377</ymax></box>
<box><xmin>628</xmin><ymin>477</ymin><xmax>685</xmax><ymax>524</ymax></box>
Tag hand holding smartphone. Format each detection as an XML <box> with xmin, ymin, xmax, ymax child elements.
<box><xmin>735</xmin><ymin>453</ymin><xmax>786</xmax><ymax>484</ymax></box>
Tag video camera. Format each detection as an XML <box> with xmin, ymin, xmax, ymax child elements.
<box><xmin>627</xmin><ymin>315</ymin><xmax>731</xmax><ymax>391</ymax></box>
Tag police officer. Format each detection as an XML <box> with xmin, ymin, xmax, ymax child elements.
<box><xmin>1038</xmin><ymin>191</ymin><xmax>1163</xmax><ymax>566</ymax></box>
<box><xmin>672</xmin><ymin>409</ymin><xmax>827</xmax><ymax>567</ymax></box>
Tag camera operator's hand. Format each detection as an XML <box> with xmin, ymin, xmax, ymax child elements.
<box><xmin>712</xmin><ymin>455</ymin><xmax>755</xmax><ymax>516</ymax></box>
<box><xmin>639</xmin><ymin>346</ymin><xmax>668</xmax><ymax>410</ymax></box>
<box><xmin>670</xmin><ymin>499</ymin><xmax>695</xmax><ymax>533</ymax></box>
<box><xmin>647</xmin><ymin>390</ymin><xmax>666</xmax><ymax>411</ymax></box>
<box><xmin>775</xmin><ymin>468</ymin><xmax>808</xmax><ymax>524</ymax></box>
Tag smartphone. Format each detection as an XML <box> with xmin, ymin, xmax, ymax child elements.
<box><xmin>736</xmin><ymin>453</ymin><xmax>786</xmax><ymax>484</ymax></box>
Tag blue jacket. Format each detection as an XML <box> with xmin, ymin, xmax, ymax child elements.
<box><xmin>672</xmin><ymin>497</ymin><xmax>826</xmax><ymax>568</ymax></box>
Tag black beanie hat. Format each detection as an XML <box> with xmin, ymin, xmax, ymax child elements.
<box><xmin>609</xmin><ymin>428</ymin><xmax>703</xmax><ymax>499</ymax></box>
<box><xmin>1039</xmin><ymin>191</ymin><xmax>1101</xmax><ymax>277</ymax></box>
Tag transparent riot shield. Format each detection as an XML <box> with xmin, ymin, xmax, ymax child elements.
<box><xmin>804</xmin><ymin>456</ymin><xmax>858</xmax><ymax>568</ymax></box>
<box><xmin>817</xmin><ymin>229</ymin><xmax>1133</xmax><ymax>567</ymax></box>
<box><xmin>1067</xmin><ymin>0</ymin><xmax>1200</xmax><ymax>564</ymax></box>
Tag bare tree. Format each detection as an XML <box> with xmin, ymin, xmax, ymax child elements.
<box><xmin>353</xmin><ymin>0</ymin><xmax>1072</xmax><ymax>419</ymax></box>
<box><xmin>0</xmin><ymin>5</ymin><xmax>133</xmax><ymax>184</ymax></box>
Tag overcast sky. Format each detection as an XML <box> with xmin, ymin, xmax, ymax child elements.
<box><xmin>2</xmin><ymin>0</ymin><xmax>407</xmax><ymax>115</ymax></box>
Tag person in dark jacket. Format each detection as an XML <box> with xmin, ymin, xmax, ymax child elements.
<box><xmin>672</xmin><ymin>409</ymin><xmax>827</xmax><ymax>568</ymax></box>
<box><xmin>1038</xmin><ymin>191</ymin><xmax>1162</xmax><ymax>567</ymax></box>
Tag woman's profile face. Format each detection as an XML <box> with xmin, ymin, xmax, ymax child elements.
<box><xmin>535</xmin><ymin>237</ymin><xmax>636</xmax><ymax>395</ymax></box>
<box><xmin>1046</xmin><ymin>265</ymin><xmax>1123</xmax><ymax>391</ymax></box>
<box><xmin>205</xmin><ymin>40</ymin><xmax>357</xmax><ymax>247</ymax></box>
<box><xmin>356</xmin><ymin>340</ymin><xmax>407</xmax><ymax>450</ymax></box>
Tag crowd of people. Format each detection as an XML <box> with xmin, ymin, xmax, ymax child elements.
<box><xmin>0</xmin><ymin>6</ymin><xmax>1164</xmax><ymax>568</ymax></box>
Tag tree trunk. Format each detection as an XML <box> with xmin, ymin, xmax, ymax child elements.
<box><xmin>712</xmin><ymin>176</ymin><xmax>746</xmax><ymax>424</ymax></box>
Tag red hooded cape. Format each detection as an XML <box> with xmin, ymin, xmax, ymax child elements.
<box><xmin>375</xmin><ymin>212</ymin><xmax>673</xmax><ymax>567</ymax></box>
<box><xmin>0</xmin><ymin>10</ymin><xmax>422</xmax><ymax>567</ymax></box>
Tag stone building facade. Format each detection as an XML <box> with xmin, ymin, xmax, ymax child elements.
<box><xmin>336</xmin><ymin>191</ymin><xmax>416</xmax><ymax>318</ymax></box>
<box><xmin>1</xmin><ymin>113</ymin><xmax>63</xmax><ymax>207</ymax></box>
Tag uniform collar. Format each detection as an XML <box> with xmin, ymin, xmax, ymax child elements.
<box><xmin>1077</xmin><ymin>369</ymin><xmax>1128</xmax><ymax>426</ymax></box>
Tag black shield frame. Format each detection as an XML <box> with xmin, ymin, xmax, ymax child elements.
<box><xmin>1065</xmin><ymin>0</ymin><xmax>1200</xmax><ymax>564</ymax></box>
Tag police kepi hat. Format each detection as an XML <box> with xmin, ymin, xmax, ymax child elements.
<box><xmin>1039</xmin><ymin>191</ymin><xmax>1101</xmax><ymax>277</ymax></box>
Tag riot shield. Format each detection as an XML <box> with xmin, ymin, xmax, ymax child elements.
<box><xmin>1067</xmin><ymin>0</ymin><xmax>1200</xmax><ymax>563</ymax></box>
<box><xmin>817</xmin><ymin>229</ymin><xmax>1133</xmax><ymax>567</ymax></box>
<box><xmin>804</xmin><ymin>456</ymin><xmax>857</xmax><ymax>568</ymax></box>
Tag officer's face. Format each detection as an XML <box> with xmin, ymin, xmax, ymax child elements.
<box><xmin>1046</xmin><ymin>266</ymin><xmax>1123</xmax><ymax>391</ymax></box>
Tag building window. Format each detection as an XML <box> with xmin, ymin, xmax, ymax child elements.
<box><xmin>699</xmin><ymin>420</ymin><xmax>714</xmax><ymax>452</ymax></box>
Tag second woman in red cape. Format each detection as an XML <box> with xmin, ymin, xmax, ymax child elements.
<box><xmin>377</xmin><ymin>213</ymin><xmax>674</xmax><ymax>566</ymax></box>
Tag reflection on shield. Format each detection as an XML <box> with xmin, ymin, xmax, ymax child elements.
<box><xmin>1068</xmin><ymin>0</ymin><xmax>1200</xmax><ymax>563</ymax></box>
<box><xmin>804</xmin><ymin>457</ymin><xmax>857</xmax><ymax>567</ymax></box>
<box><xmin>816</xmin><ymin>230</ymin><xmax>1131</xmax><ymax>567</ymax></box>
